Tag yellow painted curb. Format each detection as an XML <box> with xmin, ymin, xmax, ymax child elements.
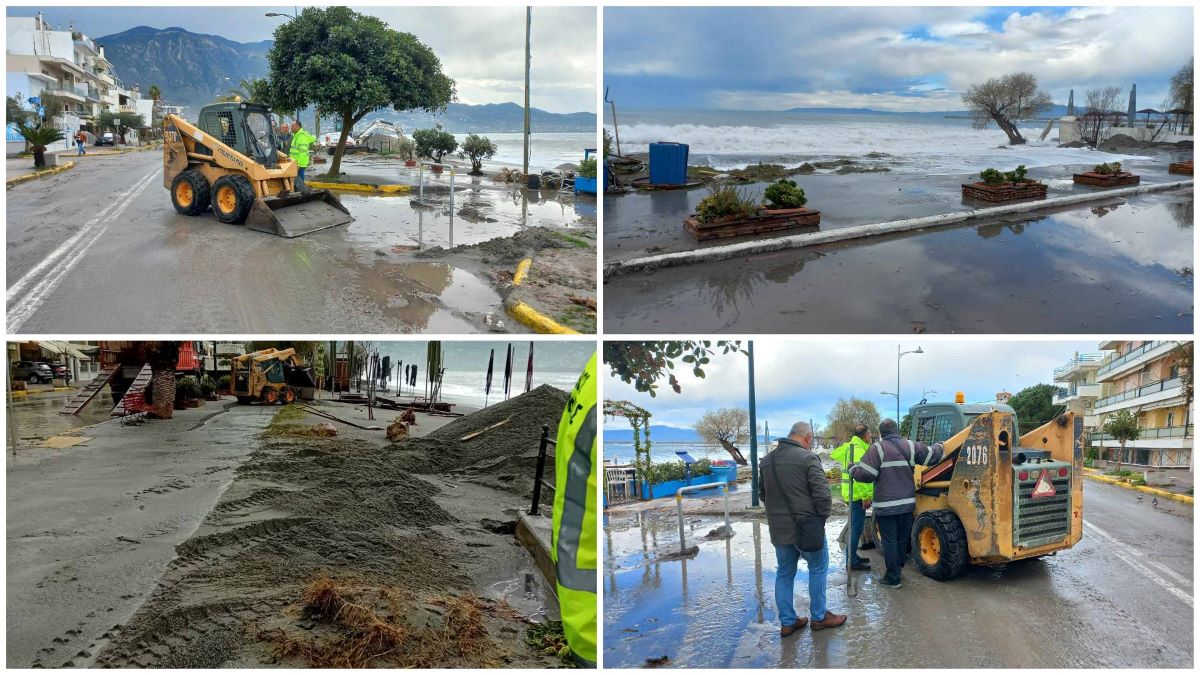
<box><xmin>6</xmin><ymin>161</ymin><xmax>75</xmax><ymax>187</ymax></box>
<box><xmin>307</xmin><ymin>180</ymin><xmax>412</xmax><ymax>194</ymax></box>
<box><xmin>10</xmin><ymin>390</ymin><xmax>28</xmax><ymax>398</ymax></box>
<box><xmin>1083</xmin><ymin>471</ymin><xmax>1193</xmax><ymax>505</ymax></box>
<box><xmin>513</xmin><ymin>258</ymin><xmax>533</xmax><ymax>286</ymax></box>
<box><xmin>506</xmin><ymin>299</ymin><xmax>580</xmax><ymax>335</ymax></box>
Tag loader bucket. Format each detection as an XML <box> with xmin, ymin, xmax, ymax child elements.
<box><xmin>246</xmin><ymin>189</ymin><xmax>354</xmax><ymax>237</ymax></box>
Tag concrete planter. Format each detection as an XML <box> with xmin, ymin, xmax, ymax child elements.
<box><xmin>1168</xmin><ymin>160</ymin><xmax>1193</xmax><ymax>175</ymax></box>
<box><xmin>1073</xmin><ymin>171</ymin><xmax>1140</xmax><ymax>187</ymax></box>
<box><xmin>962</xmin><ymin>180</ymin><xmax>1048</xmax><ymax>203</ymax></box>
<box><xmin>404</xmin><ymin>159</ymin><xmax>417</xmax><ymax>167</ymax></box>
<box><xmin>431</xmin><ymin>164</ymin><xmax>444</xmax><ymax>174</ymax></box>
<box><xmin>685</xmin><ymin>207</ymin><xmax>821</xmax><ymax>241</ymax></box>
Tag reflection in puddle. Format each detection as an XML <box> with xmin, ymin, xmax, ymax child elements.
<box><xmin>9</xmin><ymin>391</ymin><xmax>113</xmax><ymax>443</ymax></box>
<box><xmin>488</xmin><ymin>571</ymin><xmax>557</xmax><ymax>624</ymax></box>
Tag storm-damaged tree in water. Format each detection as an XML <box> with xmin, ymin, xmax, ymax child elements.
<box><xmin>694</xmin><ymin>407</ymin><xmax>750</xmax><ymax>465</ymax></box>
<box><xmin>267</xmin><ymin>6</ymin><xmax>456</xmax><ymax>177</ymax></box>
<box><xmin>962</xmin><ymin>72</ymin><xmax>1053</xmax><ymax>145</ymax></box>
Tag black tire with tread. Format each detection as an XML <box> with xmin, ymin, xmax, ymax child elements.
<box><xmin>211</xmin><ymin>174</ymin><xmax>255</xmax><ymax>224</ymax></box>
<box><xmin>170</xmin><ymin>170</ymin><xmax>210</xmax><ymax>216</ymax></box>
<box><xmin>235</xmin><ymin>395</ymin><xmax>253</xmax><ymax>405</ymax></box>
<box><xmin>912</xmin><ymin>509</ymin><xmax>969</xmax><ymax>580</ymax></box>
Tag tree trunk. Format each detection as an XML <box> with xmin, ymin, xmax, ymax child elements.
<box><xmin>151</xmin><ymin>370</ymin><xmax>176</xmax><ymax>419</ymax></box>
<box><xmin>718</xmin><ymin>438</ymin><xmax>748</xmax><ymax>465</ymax></box>
<box><xmin>33</xmin><ymin>149</ymin><xmax>45</xmax><ymax>168</ymax></box>
<box><xmin>992</xmin><ymin>114</ymin><xmax>1027</xmax><ymax>145</ymax></box>
<box><xmin>328</xmin><ymin>110</ymin><xmax>355</xmax><ymax>178</ymax></box>
<box><xmin>1115</xmin><ymin>442</ymin><xmax>1124</xmax><ymax>472</ymax></box>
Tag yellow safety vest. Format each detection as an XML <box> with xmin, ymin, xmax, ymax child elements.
<box><xmin>831</xmin><ymin>436</ymin><xmax>874</xmax><ymax>502</ymax></box>
<box><xmin>552</xmin><ymin>352</ymin><xmax>597</xmax><ymax>667</ymax></box>
<box><xmin>289</xmin><ymin>129</ymin><xmax>315</xmax><ymax>168</ymax></box>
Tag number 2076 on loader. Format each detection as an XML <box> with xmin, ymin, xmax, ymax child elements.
<box><xmin>163</xmin><ymin>101</ymin><xmax>353</xmax><ymax>237</ymax></box>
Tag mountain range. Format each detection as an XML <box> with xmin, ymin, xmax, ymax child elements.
<box><xmin>603</xmin><ymin>425</ymin><xmax>704</xmax><ymax>443</ymax></box>
<box><xmin>96</xmin><ymin>25</ymin><xmax>594</xmax><ymax>132</ymax></box>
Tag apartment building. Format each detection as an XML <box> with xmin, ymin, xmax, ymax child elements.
<box><xmin>1088</xmin><ymin>340</ymin><xmax>1192</xmax><ymax>470</ymax></box>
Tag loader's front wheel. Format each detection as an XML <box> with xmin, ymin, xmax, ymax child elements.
<box><xmin>912</xmin><ymin>509</ymin><xmax>968</xmax><ymax>581</ymax></box>
<box><xmin>281</xmin><ymin>387</ymin><xmax>296</xmax><ymax>404</ymax></box>
<box><xmin>261</xmin><ymin>387</ymin><xmax>279</xmax><ymax>405</ymax></box>
<box><xmin>212</xmin><ymin>174</ymin><xmax>255</xmax><ymax>224</ymax></box>
<box><xmin>171</xmin><ymin>170</ymin><xmax>210</xmax><ymax>216</ymax></box>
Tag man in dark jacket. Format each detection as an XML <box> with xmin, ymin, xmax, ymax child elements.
<box><xmin>850</xmin><ymin>418</ymin><xmax>944</xmax><ymax>588</ymax></box>
<box><xmin>760</xmin><ymin>421</ymin><xmax>847</xmax><ymax>635</ymax></box>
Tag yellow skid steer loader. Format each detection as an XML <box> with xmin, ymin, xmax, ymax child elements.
<box><xmin>163</xmin><ymin>101</ymin><xmax>353</xmax><ymax>237</ymax></box>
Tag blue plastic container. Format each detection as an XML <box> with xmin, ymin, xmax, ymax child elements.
<box><xmin>649</xmin><ymin>142</ymin><xmax>689</xmax><ymax>186</ymax></box>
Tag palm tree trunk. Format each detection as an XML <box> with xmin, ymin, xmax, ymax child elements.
<box><xmin>152</xmin><ymin>370</ymin><xmax>176</xmax><ymax>419</ymax></box>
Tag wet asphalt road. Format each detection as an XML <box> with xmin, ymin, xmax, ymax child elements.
<box><xmin>602</xmin><ymin>480</ymin><xmax>1193</xmax><ymax>668</ymax></box>
<box><xmin>5</xmin><ymin>152</ymin><xmax>541</xmax><ymax>333</ymax></box>
<box><xmin>603</xmin><ymin>189</ymin><xmax>1194</xmax><ymax>334</ymax></box>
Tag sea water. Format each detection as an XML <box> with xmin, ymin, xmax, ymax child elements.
<box><xmin>605</xmin><ymin>109</ymin><xmax>1148</xmax><ymax>176</ymax></box>
<box><xmin>459</xmin><ymin>132</ymin><xmax>597</xmax><ymax>171</ymax></box>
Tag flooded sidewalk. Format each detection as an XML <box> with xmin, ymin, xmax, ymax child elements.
<box><xmin>603</xmin><ymin>480</ymin><xmax>1193</xmax><ymax>668</ymax></box>
<box><xmin>604</xmin><ymin>189</ymin><xmax>1193</xmax><ymax>334</ymax></box>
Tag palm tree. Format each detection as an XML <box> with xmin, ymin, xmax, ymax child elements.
<box><xmin>17</xmin><ymin>123</ymin><xmax>65</xmax><ymax>168</ymax></box>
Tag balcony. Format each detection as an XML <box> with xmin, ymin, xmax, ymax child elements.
<box><xmin>1095</xmin><ymin>341</ymin><xmax>1179</xmax><ymax>381</ymax></box>
<box><xmin>1089</xmin><ymin>425</ymin><xmax>1194</xmax><ymax>450</ymax></box>
<box><xmin>1053</xmin><ymin>383</ymin><xmax>1104</xmax><ymax>404</ymax></box>
<box><xmin>1093</xmin><ymin>376</ymin><xmax>1184</xmax><ymax>414</ymax></box>
<box><xmin>1053</xmin><ymin>353</ymin><xmax>1106</xmax><ymax>380</ymax></box>
<box><xmin>1091</xmin><ymin>425</ymin><xmax>1193</xmax><ymax>442</ymax></box>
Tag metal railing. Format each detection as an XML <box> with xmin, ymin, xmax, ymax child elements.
<box><xmin>1053</xmin><ymin>353</ymin><xmax>1106</xmax><ymax>378</ymax></box>
<box><xmin>529</xmin><ymin>424</ymin><xmax>556</xmax><ymax>516</ymax></box>
<box><xmin>1096</xmin><ymin>341</ymin><xmax>1174</xmax><ymax>377</ymax></box>
<box><xmin>1094</xmin><ymin>377</ymin><xmax>1183</xmax><ymax>409</ymax></box>
<box><xmin>675</xmin><ymin>482</ymin><xmax>730</xmax><ymax>555</ymax></box>
<box><xmin>1089</xmin><ymin>425</ymin><xmax>1193</xmax><ymax>442</ymax></box>
<box><xmin>415</xmin><ymin>161</ymin><xmax>456</xmax><ymax>212</ymax></box>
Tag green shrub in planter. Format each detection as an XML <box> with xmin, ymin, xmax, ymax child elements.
<box><xmin>695</xmin><ymin>184</ymin><xmax>758</xmax><ymax>223</ymax></box>
<box><xmin>578</xmin><ymin>157</ymin><xmax>597</xmax><ymax>179</ymax></box>
<box><xmin>397</xmin><ymin>136</ymin><xmax>416</xmax><ymax>161</ymax></box>
<box><xmin>980</xmin><ymin>168</ymin><xmax>1006</xmax><ymax>186</ymax></box>
<box><xmin>175</xmin><ymin>376</ymin><xmax>201</xmax><ymax>401</ymax></box>
<box><xmin>217</xmin><ymin>374</ymin><xmax>232</xmax><ymax>393</ymax></box>
<box><xmin>645</xmin><ymin>457</ymin><xmax>713</xmax><ymax>484</ymax></box>
<box><xmin>413</xmin><ymin>126</ymin><xmax>458</xmax><ymax>162</ymax></box>
<box><xmin>1003</xmin><ymin>164</ymin><xmax>1029</xmax><ymax>183</ymax></box>
<box><xmin>1093</xmin><ymin>161</ymin><xmax>1122</xmax><ymax>175</ymax></box>
<box><xmin>199</xmin><ymin>377</ymin><xmax>217</xmax><ymax>399</ymax></box>
<box><xmin>764</xmin><ymin>178</ymin><xmax>807</xmax><ymax>208</ymax></box>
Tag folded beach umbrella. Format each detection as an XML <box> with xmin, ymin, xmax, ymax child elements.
<box><xmin>426</xmin><ymin>341</ymin><xmax>443</xmax><ymax>404</ymax></box>
<box><xmin>525</xmin><ymin>341</ymin><xmax>534</xmax><ymax>393</ymax></box>
<box><xmin>503</xmin><ymin>343</ymin><xmax>514</xmax><ymax>400</ymax></box>
<box><xmin>485</xmin><ymin>348</ymin><xmax>495</xmax><ymax>406</ymax></box>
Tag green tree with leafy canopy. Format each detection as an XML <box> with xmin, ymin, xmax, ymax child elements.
<box><xmin>1102</xmin><ymin>409</ymin><xmax>1141</xmax><ymax>472</ymax></box>
<box><xmin>267</xmin><ymin>6</ymin><xmax>456</xmax><ymax>177</ymax></box>
<box><xmin>459</xmin><ymin>133</ymin><xmax>497</xmax><ymax>175</ymax></box>
<box><xmin>604</xmin><ymin>341</ymin><xmax>744</xmax><ymax>397</ymax></box>
<box><xmin>413</xmin><ymin>126</ymin><xmax>458</xmax><ymax>162</ymax></box>
<box><xmin>99</xmin><ymin>110</ymin><xmax>146</xmax><ymax>144</ymax></box>
<box><xmin>7</xmin><ymin>94</ymin><xmax>34</xmax><ymax>127</ymax></box>
<box><xmin>826</xmin><ymin>397</ymin><xmax>881</xmax><ymax>446</ymax></box>
<box><xmin>1006</xmin><ymin>383</ymin><xmax>1061</xmax><ymax>434</ymax></box>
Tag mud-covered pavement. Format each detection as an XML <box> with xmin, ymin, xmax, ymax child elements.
<box><xmin>6</xmin><ymin>386</ymin><xmax>574</xmax><ymax>668</ymax></box>
<box><xmin>6</xmin><ymin>152</ymin><xmax>596</xmax><ymax>333</ymax></box>
<box><xmin>604</xmin><ymin>189</ymin><xmax>1193</xmax><ymax>334</ymax></box>
<box><xmin>603</xmin><ymin>480</ymin><xmax>1193</xmax><ymax>668</ymax></box>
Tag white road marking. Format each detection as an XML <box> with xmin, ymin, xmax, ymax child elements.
<box><xmin>1084</xmin><ymin>520</ymin><xmax>1193</xmax><ymax>607</ymax></box>
<box><xmin>7</xmin><ymin>167</ymin><xmax>162</xmax><ymax>332</ymax></box>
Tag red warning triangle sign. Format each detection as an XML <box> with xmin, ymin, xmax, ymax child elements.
<box><xmin>1031</xmin><ymin>470</ymin><xmax>1057</xmax><ymax>498</ymax></box>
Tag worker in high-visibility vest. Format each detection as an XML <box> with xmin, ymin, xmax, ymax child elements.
<box><xmin>289</xmin><ymin>120</ymin><xmax>316</xmax><ymax>188</ymax></box>
<box><xmin>830</xmin><ymin>424</ymin><xmax>874</xmax><ymax>571</ymax></box>
<box><xmin>552</xmin><ymin>352</ymin><xmax>597</xmax><ymax>667</ymax></box>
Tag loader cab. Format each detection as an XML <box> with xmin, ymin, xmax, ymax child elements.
<box><xmin>196</xmin><ymin>101</ymin><xmax>281</xmax><ymax>168</ymax></box>
<box><xmin>908</xmin><ymin>400</ymin><xmax>1019</xmax><ymax>446</ymax></box>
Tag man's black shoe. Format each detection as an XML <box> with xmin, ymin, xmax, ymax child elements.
<box><xmin>850</xmin><ymin>561</ymin><xmax>872</xmax><ymax>571</ymax></box>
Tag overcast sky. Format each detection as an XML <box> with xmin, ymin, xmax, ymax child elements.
<box><xmin>8</xmin><ymin>5</ymin><xmax>596</xmax><ymax>113</ymax></box>
<box><xmin>605</xmin><ymin>6</ymin><xmax>1193</xmax><ymax>112</ymax></box>
<box><xmin>604</xmin><ymin>339</ymin><xmax>1101</xmax><ymax>435</ymax></box>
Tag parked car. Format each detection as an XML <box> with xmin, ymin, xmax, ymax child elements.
<box><xmin>94</xmin><ymin>132</ymin><xmax>117</xmax><ymax>147</ymax></box>
<box><xmin>11</xmin><ymin>361</ymin><xmax>54</xmax><ymax>384</ymax></box>
<box><xmin>47</xmin><ymin>363</ymin><xmax>68</xmax><ymax>379</ymax></box>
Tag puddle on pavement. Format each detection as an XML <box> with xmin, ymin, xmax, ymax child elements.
<box><xmin>606</xmin><ymin>190</ymin><xmax>1194</xmax><ymax>333</ymax></box>
<box><xmin>359</xmin><ymin>260</ymin><xmax>510</xmax><ymax>333</ymax></box>
<box><xmin>336</xmin><ymin>186</ymin><xmax>585</xmax><ymax>251</ymax></box>
<box><xmin>487</xmin><ymin>570</ymin><xmax>559</xmax><ymax>624</ymax></box>
<box><xmin>9</xmin><ymin>391</ymin><xmax>113</xmax><ymax>444</ymax></box>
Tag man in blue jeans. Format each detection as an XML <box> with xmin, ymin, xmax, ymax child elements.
<box><xmin>760</xmin><ymin>421</ymin><xmax>848</xmax><ymax>636</ymax></box>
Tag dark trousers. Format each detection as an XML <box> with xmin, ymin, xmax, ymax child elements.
<box><xmin>875</xmin><ymin>511</ymin><xmax>913</xmax><ymax>582</ymax></box>
<box><xmin>848</xmin><ymin>499</ymin><xmax>867</xmax><ymax>565</ymax></box>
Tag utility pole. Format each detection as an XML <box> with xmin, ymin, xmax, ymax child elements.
<box><xmin>748</xmin><ymin>340</ymin><xmax>760</xmax><ymax>507</ymax></box>
<box><xmin>522</xmin><ymin>6</ymin><xmax>532</xmax><ymax>179</ymax></box>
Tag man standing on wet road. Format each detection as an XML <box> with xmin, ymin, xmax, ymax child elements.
<box><xmin>760</xmin><ymin>421</ymin><xmax>848</xmax><ymax>636</ymax></box>
<box><xmin>850</xmin><ymin>418</ymin><xmax>944</xmax><ymax>588</ymax></box>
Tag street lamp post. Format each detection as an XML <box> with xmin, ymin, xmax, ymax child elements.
<box><xmin>896</xmin><ymin>345</ymin><xmax>923</xmax><ymax>421</ymax></box>
<box><xmin>748</xmin><ymin>340</ymin><xmax>760</xmax><ymax>507</ymax></box>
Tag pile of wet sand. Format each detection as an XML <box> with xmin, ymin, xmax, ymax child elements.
<box><xmin>418</xmin><ymin>227</ymin><xmax>569</xmax><ymax>265</ymax></box>
<box><xmin>91</xmin><ymin>402</ymin><xmax>564</xmax><ymax>669</ymax></box>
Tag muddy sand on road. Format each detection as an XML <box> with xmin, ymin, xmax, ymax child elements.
<box><xmin>93</xmin><ymin>387</ymin><xmax>572</xmax><ymax>668</ymax></box>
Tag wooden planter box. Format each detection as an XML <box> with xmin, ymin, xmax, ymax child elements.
<box><xmin>1168</xmin><ymin>160</ymin><xmax>1193</xmax><ymax>175</ymax></box>
<box><xmin>1072</xmin><ymin>171</ymin><xmax>1140</xmax><ymax>187</ymax></box>
<box><xmin>961</xmin><ymin>180</ymin><xmax>1047</xmax><ymax>203</ymax></box>
<box><xmin>684</xmin><ymin>207</ymin><xmax>820</xmax><ymax>241</ymax></box>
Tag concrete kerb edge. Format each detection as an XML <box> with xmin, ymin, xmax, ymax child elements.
<box><xmin>6</xmin><ymin>161</ymin><xmax>75</xmax><ymax>187</ymax></box>
<box><xmin>504</xmin><ymin>257</ymin><xmax>581</xmax><ymax>335</ymax></box>
<box><xmin>1082</xmin><ymin>469</ymin><xmax>1194</xmax><ymax>505</ymax></box>
<box><xmin>603</xmin><ymin>179</ymin><xmax>1195</xmax><ymax>279</ymax></box>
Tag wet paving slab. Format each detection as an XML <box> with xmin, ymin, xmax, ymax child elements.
<box><xmin>8</xmin><ymin>390</ymin><xmax>113</xmax><ymax>446</ymax></box>
<box><xmin>603</xmin><ymin>482</ymin><xmax>1193</xmax><ymax>668</ymax></box>
<box><xmin>604</xmin><ymin>189</ymin><xmax>1193</xmax><ymax>334</ymax></box>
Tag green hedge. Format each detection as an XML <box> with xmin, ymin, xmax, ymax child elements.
<box><xmin>645</xmin><ymin>457</ymin><xmax>713</xmax><ymax>484</ymax></box>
